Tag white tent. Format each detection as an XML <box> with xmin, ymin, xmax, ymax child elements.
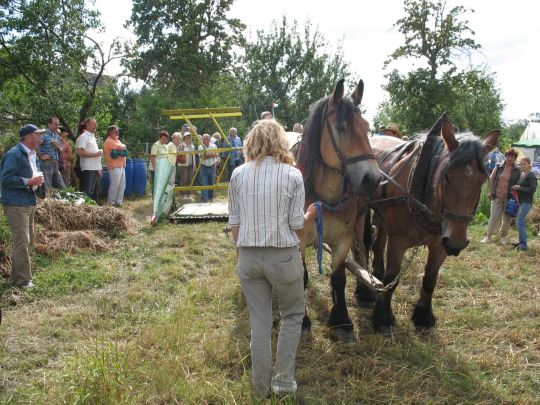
<box><xmin>517</xmin><ymin>122</ymin><xmax>540</xmax><ymax>142</ymax></box>
<box><xmin>512</xmin><ymin>122</ymin><xmax>540</xmax><ymax>176</ymax></box>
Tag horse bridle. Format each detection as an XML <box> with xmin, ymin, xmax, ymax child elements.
<box><xmin>321</xmin><ymin>100</ymin><xmax>375</xmax><ymax>174</ymax></box>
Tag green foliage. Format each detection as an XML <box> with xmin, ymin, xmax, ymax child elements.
<box><xmin>125</xmin><ymin>0</ymin><xmax>245</xmax><ymax>96</ymax></box>
<box><xmin>241</xmin><ymin>16</ymin><xmax>350</xmax><ymax>129</ymax></box>
<box><xmin>500</xmin><ymin>119</ymin><xmax>527</xmax><ymax>151</ymax></box>
<box><xmin>376</xmin><ymin>1</ymin><xmax>503</xmax><ymax>135</ymax></box>
<box><xmin>388</xmin><ymin>0</ymin><xmax>480</xmax><ymax>78</ymax></box>
<box><xmin>0</xmin><ymin>0</ymin><xmax>122</xmax><ymax>135</ymax></box>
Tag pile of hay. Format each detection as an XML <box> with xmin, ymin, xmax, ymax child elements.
<box><xmin>33</xmin><ymin>199</ymin><xmax>138</xmax><ymax>257</ymax></box>
<box><xmin>1</xmin><ymin>200</ymin><xmax>139</xmax><ymax>276</ymax></box>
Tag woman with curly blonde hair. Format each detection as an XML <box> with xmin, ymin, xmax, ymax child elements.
<box><xmin>228</xmin><ymin>118</ymin><xmax>309</xmax><ymax>398</ymax></box>
<box><xmin>244</xmin><ymin>119</ymin><xmax>294</xmax><ymax>165</ymax></box>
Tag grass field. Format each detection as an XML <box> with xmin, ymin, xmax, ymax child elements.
<box><xmin>0</xmin><ymin>196</ymin><xmax>539</xmax><ymax>404</ymax></box>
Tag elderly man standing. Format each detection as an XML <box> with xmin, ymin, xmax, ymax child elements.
<box><xmin>198</xmin><ymin>134</ymin><xmax>218</xmax><ymax>203</ymax></box>
<box><xmin>76</xmin><ymin>118</ymin><xmax>103</xmax><ymax>200</ymax></box>
<box><xmin>0</xmin><ymin>124</ymin><xmax>45</xmax><ymax>288</ymax></box>
<box><xmin>39</xmin><ymin>116</ymin><xmax>65</xmax><ymax>193</ymax></box>
<box><xmin>226</xmin><ymin>127</ymin><xmax>243</xmax><ymax>181</ymax></box>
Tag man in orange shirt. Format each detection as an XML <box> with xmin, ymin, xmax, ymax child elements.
<box><xmin>103</xmin><ymin>125</ymin><xmax>127</xmax><ymax>207</ymax></box>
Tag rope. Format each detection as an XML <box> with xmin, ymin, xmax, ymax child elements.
<box><xmin>314</xmin><ymin>201</ymin><xmax>324</xmax><ymax>274</ymax></box>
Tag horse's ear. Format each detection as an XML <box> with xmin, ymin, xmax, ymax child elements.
<box><xmin>331</xmin><ymin>79</ymin><xmax>345</xmax><ymax>106</ymax></box>
<box><xmin>351</xmin><ymin>79</ymin><xmax>364</xmax><ymax>106</ymax></box>
<box><xmin>483</xmin><ymin>129</ymin><xmax>500</xmax><ymax>152</ymax></box>
<box><xmin>440</xmin><ymin>116</ymin><xmax>459</xmax><ymax>152</ymax></box>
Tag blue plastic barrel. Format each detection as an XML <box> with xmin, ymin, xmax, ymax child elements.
<box><xmin>132</xmin><ymin>158</ymin><xmax>147</xmax><ymax>197</ymax></box>
<box><xmin>101</xmin><ymin>167</ymin><xmax>110</xmax><ymax>198</ymax></box>
<box><xmin>124</xmin><ymin>159</ymin><xmax>134</xmax><ymax>197</ymax></box>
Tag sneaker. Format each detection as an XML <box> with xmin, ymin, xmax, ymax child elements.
<box><xmin>515</xmin><ymin>245</ymin><xmax>528</xmax><ymax>251</ymax></box>
<box><xmin>511</xmin><ymin>242</ymin><xmax>520</xmax><ymax>247</ymax></box>
<box><xmin>21</xmin><ymin>281</ymin><xmax>34</xmax><ymax>289</ymax></box>
<box><xmin>500</xmin><ymin>237</ymin><xmax>508</xmax><ymax>245</ymax></box>
<box><xmin>271</xmin><ymin>381</ymin><xmax>297</xmax><ymax>395</ymax></box>
<box><xmin>480</xmin><ymin>237</ymin><xmax>491</xmax><ymax>243</ymax></box>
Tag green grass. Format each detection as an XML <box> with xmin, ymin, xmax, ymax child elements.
<box><xmin>1</xmin><ymin>197</ymin><xmax>539</xmax><ymax>404</ymax></box>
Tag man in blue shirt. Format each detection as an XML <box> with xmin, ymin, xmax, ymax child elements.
<box><xmin>226</xmin><ymin>127</ymin><xmax>243</xmax><ymax>181</ymax></box>
<box><xmin>1</xmin><ymin>124</ymin><xmax>45</xmax><ymax>288</ymax></box>
<box><xmin>39</xmin><ymin>116</ymin><xmax>66</xmax><ymax>193</ymax></box>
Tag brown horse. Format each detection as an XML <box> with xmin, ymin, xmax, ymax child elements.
<box><xmin>296</xmin><ymin>79</ymin><xmax>381</xmax><ymax>340</ymax></box>
<box><xmin>355</xmin><ymin>115</ymin><xmax>499</xmax><ymax>332</ymax></box>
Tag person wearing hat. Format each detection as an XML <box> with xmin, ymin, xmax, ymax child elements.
<box><xmin>178</xmin><ymin>131</ymin><xmax>195</xmax><ymax>196</ymax></box>
<box><xmin>481</xmin><ymin>148</ymin><xmax>521</xmax><ymax>244</ymax></box>
<box><xmin>0</xmin><ymin>124</ymin><xmax>46</xmax><ymax>288</ymax></box>
<box><xmin>382</xmin><ymin>122</ymin><xmax>402</xmax><ymax>138</ymax></box>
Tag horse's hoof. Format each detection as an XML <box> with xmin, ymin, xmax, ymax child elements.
<box><xmin>355</xmin><ymin>284</ymin><xmax>376</xmax><ymax>306</ymax></box>
<box><xmin>411</xmin><ymin>305</ymin><xmax>437</xmax><ymax>328</ymax></box>
<box><xmin>328</xmin><ymin>327</ymin><xmax>356</xmax><ymax>343</ymax></box>
<box><xmin>302</xmin><ymin>314</ymin><xmax>312</xmax><ymax>331</ymax></box>
<box><xmin>371</xmin><ymin>312</ymin><xmax>396</xmax><ymax>333</ymax></box>
<box><xmin>372</xmin><ymin>323</ymin><xmax>394</xmax><ymax>336</ymax></box>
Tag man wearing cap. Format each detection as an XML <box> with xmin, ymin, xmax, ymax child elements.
<box><xmin>76</xmin><ymin>118</ymin><xmax>103</xmax><ymax>200</ymax></box>
<box><xmin>39</xmin><ymin>116</ymin><xmax>66</xmax><ymax>193</ymax></box>
<box><xmin>381</xmin><ymin>122</ymin><xmax>402</xmax><ymax>138</ymax></box>
<box><xmin>0</xmin><ymin>124</ymin><xmax>46</xmax><ymax>288</ymax></box>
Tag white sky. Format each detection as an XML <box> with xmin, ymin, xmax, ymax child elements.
<box><xmin>93</xmin><ymin>0</ymin><xmax>540</xmax><ymax>125</ymax></box>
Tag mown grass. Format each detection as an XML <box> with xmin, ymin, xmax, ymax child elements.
<box><xmin>1</xmin><ymin>196</ymin><xmax>539</xmax><ymax>404</ymax></box>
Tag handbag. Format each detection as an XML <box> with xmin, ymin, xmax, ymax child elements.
<box><xmin>505</xmin><ymin>190</ymin><xmax>520</xmax><ymax>217</ymax></box>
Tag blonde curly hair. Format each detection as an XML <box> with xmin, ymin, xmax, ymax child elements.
<box><xmin>244</xmin><ymin>120</ymin><xmax>294</xmax><ymax>165</ymax></box>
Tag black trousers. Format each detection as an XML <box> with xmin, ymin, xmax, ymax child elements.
<box><xmin>80</xmin><ymin>170</ymin><xmax>99</xmax><ymax>200</ymax></box>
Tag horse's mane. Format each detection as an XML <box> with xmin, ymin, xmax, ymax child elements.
<box><xmin>299</xmin><ymin>95</ymin><xmax>358</xmax><ymax>196</ymax></box>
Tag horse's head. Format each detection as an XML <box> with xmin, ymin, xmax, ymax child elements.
<box><xmin>299</xmin><ymin>80</ymin><xmax>381</xmax><ymax>199</ymax></box>
<box><xmin>321</xmin><ymin>79</ymin><xmax>381</xmax><ymax>196</ymax></box>
<box><xmin>436</xmin><ymin>120</ymin><xmax>500</xmax><ymax>256</ymax></box>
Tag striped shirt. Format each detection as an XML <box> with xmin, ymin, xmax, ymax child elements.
<box><xmin>228</xmin><ymin>156</ymin><xmax>305</xmax><ymax>247</ymax></box>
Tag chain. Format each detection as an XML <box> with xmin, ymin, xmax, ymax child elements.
<box><xmin>352</xmin><ymin>219</ymin><xmax>420</xmax><ymax>294</ymax></box>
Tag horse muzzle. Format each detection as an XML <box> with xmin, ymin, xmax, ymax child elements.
<box><xmin>441</xmin><ymin>237</ymin><xmax>470</xmax><ymax>256</ymax></box>
<box><xmin>347</xmin><ymin>165</ymin><xmax>382</xmax><ymax>197</ymax></box>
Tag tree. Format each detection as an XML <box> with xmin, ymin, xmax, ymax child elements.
<box><xmin>0</xmin><ymin>0</ymin><xmax>122</xmax><ymax>136</ymax></box>
<box><xmin>387</xmin><ymin>0</ymin><xmax>479</xmax><ymax>80</ymax></box>
<box><xmin>241</xmin><ymin>16</ymin><xmax>350</xmax><ymax>129</ymax></box>
<box><xmin>377</xmin><ymin>0</ymin><xmax>503</xmax><ymax>135</ymax></box>
<box><xmin>125</xmin><ymin>0</ymin><xmax>245</xmax><ymax>97</ymax></box>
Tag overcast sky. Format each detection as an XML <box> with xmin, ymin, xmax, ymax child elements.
<box><xmin>93</xmin><ymin>0</ymin><xmax>540</xmax><ymax>125</ymax></box>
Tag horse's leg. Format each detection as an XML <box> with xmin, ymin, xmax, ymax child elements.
<box><xmin>371</xmin><ymin>236</ymin><xmax>406</xmax><ymax>332</ymax></box>
<box><xmin>411</xmin><ymin>243</ymin><xmax>447</xmax><ymax>328</ymax></box>
<box><xmin>327</xmin><ymin>238</ymin><xmax>355</xmax><ymax>342</ymax></box>
<box><xmin>355</xmin><ymin>213</ymin><xmax>387</xmax><ymax>306</ymax></box>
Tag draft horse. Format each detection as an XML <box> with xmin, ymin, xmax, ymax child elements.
<box><xmin>356</xmin><ymin>115</ymin><xmax>499</xmax><ymax>332</ymax></box>
<box><xmin>296</xmin><ymin>79</ymin><xmax>381</xmax><ymax>340</ymax></box>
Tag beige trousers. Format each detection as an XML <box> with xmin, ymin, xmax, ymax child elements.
<box><xmin>237</xmin><ymin>246</ymin><xmax>305</xmax><ymax>397</ymax></box>
<box><xmin>2</xmin><ymin>205</ymin><xmax>35</xmax><ymax>286</ymax></box>
<box><xmin>486</xmin><ymin>197</ymin><xmax>512</xmax><ymax>238</ymax></box>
